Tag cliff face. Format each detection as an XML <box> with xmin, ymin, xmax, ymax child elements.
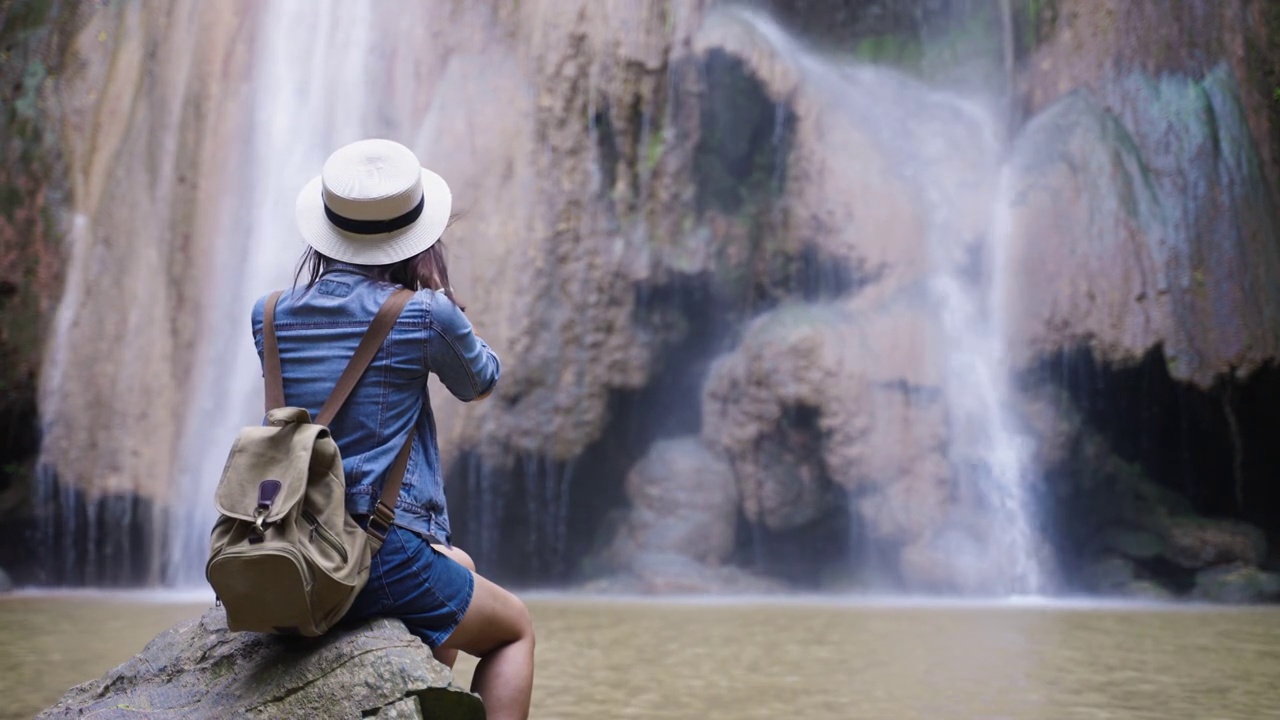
<box><xmin>0</xmin><ymin>0</ymin><xmax>83</xmax><ymax>575</ymax></box>
<box><xmin>1006</xmin><ymin>0</ymin><xmax>1280</xmax><ymax>386</ymax></box>
<box><xmin>1</xmin><ymin>0</ymin><xmax>258</xmax><ymax>583</ymax></box>
<box><xmin>7</xmin><ymin>0</ymin><xmax>1280</xmax><ymax>593</ymax></box>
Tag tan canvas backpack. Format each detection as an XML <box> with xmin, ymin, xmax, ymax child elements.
<box><xmin>206</xmin><ymin>288</ymin><xmax>414</xmax><ymax>636</ymax></box>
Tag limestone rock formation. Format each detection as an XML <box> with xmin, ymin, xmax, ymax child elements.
<box><xmin>1045</xmin><ymin>421</ymin><xmax>1275</xmax><ymax>600</ymax></box>
<box><xmin>11</xmin><ymin>0</ymin><xmax>1280</xmax><ymax>597</ymax></box>
<box><xmin>693</xmin><ymin>5</ymin><xmax>1002</xmax><ymax>306</ymax></box>
<box><xmin>1019</xmin><ymin>0</ymin><xmax>1280</xmax><ymax>218</ymax></box>
<box><xmin>608</xmin><ymin>437</ymin><xmax>740</xmax><ymax>565</ymax></box>
<box><xmin>36</xmin><ymin>607</ymin><xmax>482</xmax><ymax>720</ymax></box>
<box><xmin>591</xmin><ymin>437</ymin><xmax>791</xmax><ymax>594</ymax></box>
<box><xmin>1162</xmin><ymin>518</ymin><xmax>1268</xmax><ymax>570</ymax></box>
<box><xmin>1191</xmin><ymin>563</ymin><xmax>1280</xmax><ymax>604</ymax></box>
<box><xmin>0</xmin><ymin>0</ymin><xmax>85</xmax><ymax>580</ymax></box>
<box><xmin>1001</xmin><ymin>73</ymin><xmax>1280</xmax><ymax>387</ymax></box>
<box><xmin>700</xmin><ymin>294</ymin><xmax>966</xmax><ymax>589</ymax></box>
<box><xmin>41</xmin><ymin>0</ymin><xmax>257</xmax><ymax>504</ymax></box>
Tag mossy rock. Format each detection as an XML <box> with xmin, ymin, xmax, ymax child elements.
<box><xmin>1191</xmin><ymin>564</ymin><xmax>1280</xmax><ymax>604</ymax></box>
<box><xmin>1161</xmin><ymin>516</ymin><xmax>1267</xmax><ymax>570</ymax></box>
<box><xmin>1123</xmin><ymin>579</ymin><xmax>1175</xmax><ymax>602</ymax></box>
<box><xmin>1100</xmin><ymin>527</ymin><xmax>1166</xmax><ymax>561</ymax></box>
<box><xmin>1082</xmin><ymin>554</ymin><xmax>1136</xmax><ymax>592</ymax></box>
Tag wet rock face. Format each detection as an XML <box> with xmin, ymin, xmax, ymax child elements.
<box><xmin>1036</xmin><ymin>398</ymin><xmax>1277</xmax><ymax>601</ymax></box>
<box><xmin>0</xmin><ymin>0</ymin><xmax>83</xmax><ymax>578</ymax></box>
<box><xmin>37</xmin><ymin>1</ymin><xmax>258</xmax><ymax>507</ymax></box>
<box><xmin>1002</xmin><ymin>71</ymin><xmax>1280</xmax><ymax>387</ymax></box>
<box><xmin>698</xmin><ymin>298</ymin><xmax>967</xmax><ymax>589</ymax></box>
<box><xmin>15</xmin><ymin>0</ymin><xmax>1280</xmax><ymax>597</ymax></box>
<box><xmin>610</xmin><ymin>437</ymin><xmax>740</xmax><ymax>565</ymax></box>
<box><xmin>1192</xmin><ymin>563</ymin><xmax>1280</xmax><ymax>604</ymax></box>
<box><xmin>36</xmin><ymin>607</ymin><xmax>482</xmax><ymax>720</ymax></box>
<box><xmin>766</xmin><ymin>0</ymin><xmax>924</xmax><ymax>47</ymax></box>
<box><xmin>1020</xmin><ymin>0</ymin><xmax>1280</xmax><ymax>210</ymax></box>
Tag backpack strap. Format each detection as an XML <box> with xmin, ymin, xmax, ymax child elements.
<box><xmin>262</xmin><ymin>287</ymin><xmax>417</xmax><ymax>545</ymax></box>
<box><xmin>263</xmin><ymin>291</ymin><xmax>286</xmax><ymax>412</ymax></box>
<box><xmin>367</xmin><ymin>431</ymin><xmax>413</xmax><ymax>545</ymax></box>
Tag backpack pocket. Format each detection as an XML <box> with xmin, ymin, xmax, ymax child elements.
<box><xmin>207</xmin><ymin>541</ymin><xmax>318</xmax><ymax>636</ymax></box>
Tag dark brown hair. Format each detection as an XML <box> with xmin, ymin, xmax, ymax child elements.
<box><xmin>295</xmin><ymin>239</ymin><xmax>465</xmax><ymax>310</ymax></box>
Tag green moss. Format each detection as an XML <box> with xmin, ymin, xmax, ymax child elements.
<box><xmin>13</xmin><ymin>59</ymin><xmax>47</xmax><ymax>123</ymax></box>
<box><xmin>1020</xmin><ymin>0</ymin><xmax>1058</xmax><ymax>51</ymax></box>
<box><xmin>644</xmin><ymin>127</ymin><xmax>663</xmax><ymax>173</ymax></box>
<box><xmin>2</xmin><ymin>0</ymin><xmax>55</xmax><ymax>37</ymax></box>
<box><xmin>0</xmin><ymin>184</ymin><xmax>22</xmax><ymax>220</ymax></box>
<box><xmin>854</xmin><ymin>34</ymin><xmax>924</xmax><ymax>70</ymax></box>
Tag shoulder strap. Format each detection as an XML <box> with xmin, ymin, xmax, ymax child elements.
<box><xmin>366</xmin><ymin>432</ymin><xmax>413</xmax><ymax>545</ymax></box>
<box><xmin>263</xmin><ymin>291</ymin><xmax>286</xmax><ymax>412</ymax></box>
<box><xmin>348</xmin><ymin>290</ymin><xmax>416</xmax><ymax>546</ymax></box>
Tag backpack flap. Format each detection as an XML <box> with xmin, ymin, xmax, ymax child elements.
<box><xmin>214</xmin><ymin>410</ymin><xmax>326</xmax><ymax>524</ymax></box>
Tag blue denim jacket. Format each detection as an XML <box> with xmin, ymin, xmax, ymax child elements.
<box><xmin>251</xmin><ymin>265</ymin><xmax>499</xmax><ymax>543</ymax></box>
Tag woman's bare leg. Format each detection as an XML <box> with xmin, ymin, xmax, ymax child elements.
<box><xmin>440</xmin><ymin>573</ymin><xmax>534</xmax><ymax>720</ymax></box>
<box><xmin>429</xmin><ymin>544</ymin><xmax>475</xmax><ymax>669</ymax></box>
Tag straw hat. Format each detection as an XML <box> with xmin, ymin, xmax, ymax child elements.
<box><xmin>295</xmin><ymin>138</ymin><xmax>452</xmax><ymax>265</ymax></box>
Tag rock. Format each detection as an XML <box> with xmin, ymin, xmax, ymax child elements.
<box><xmin>0</xmin><ymin>565</ymin><xmax>12</xmax><ymax>592</ymax></box>
<box><xmin>1191</xmin><ymin>564</ymin><xmax>1280</xmax><ymax>604</ymax></box>
<box><xmin>1001</xmin><ymin>71</ymin><xmax>1280</xmax><ymax>388</ymax></box>
<box><xmin>695</xmin><ymin>6</ymin><xmax>1002</xmax><ymax>302</ymax></box>
<box><xmin>1122</xmin><ymin>580</ymin><xmax>1175</xmax><ymax>602</ymax></box>
<box><xmin>608</xmin><ymin>437</ymin><xmax>740</xmax><ymax>567</ymax></box>
<box><xmin>36</xmin><ymin>607</ymin><xmax>483</xmax><ymax>720</ymax></box>
<box><xmin>702</xmin><ymin>297</ymin><xmax>950</xmax><ymax>539</ymax></box>
<box><xmin>1018</xmin><ymin>0</ymin><xmax>1280</xmax><ymax>220</ymax></box>
<box><xmin>1101</xmin><ymin>527</ymin><xmax>1166</xmax><ymax>562</ymax></box>
<box><xmin>1082</xmin><ymin>555</ymin><xmax>1137</xmax><ymax>593</ymax></box>
<box><xmin>1161</xmin><ymin>517</ymin><xmax>1267</xmax><ymax>570</ymax></box>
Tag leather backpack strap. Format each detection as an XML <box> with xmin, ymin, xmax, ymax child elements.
<box><xmin>314</xmin><ymin>288</ymin><xmax>416</xmax><ymax>426</ymax></box>
<box><xmin>265</xmin><ymin>287</ymin><xmax>417</xmax><ymax>546</ymax></box>
<box><xmin>366</xmin><ymin>432</ymin><xmax>414</xmax><ymax>545</ymax></box>
<box><xmin>263</xmin><ymin>291</ymin><xmax>286</xmax><ymax>412</ymax></box>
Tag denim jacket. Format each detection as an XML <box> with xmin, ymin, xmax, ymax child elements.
<box><xmin>251</xmin><ymin>265</ymin><xmax>499</xmax><ymax>544</ymax></box>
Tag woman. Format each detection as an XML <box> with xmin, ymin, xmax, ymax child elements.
<box><xmin>251</xmin><ymin>138</ymin><xmax>533</xmax><ymax>720</ymax></box>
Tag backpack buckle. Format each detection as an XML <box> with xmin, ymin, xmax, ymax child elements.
<box><xmin>248</xmin><ymin>506</ymin><xmax>268</xmax><ymax>543</ymax></box>
<box><xmin>367</xmin><ymin>503</ymin><xmax>394</xmax><ymax>542</ymax></box>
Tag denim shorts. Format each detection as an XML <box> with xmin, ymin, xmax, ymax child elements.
<box><xmin>343</xmin><ymin>524</ymin><xmax>475</xmax><ymax>648</ymax></box>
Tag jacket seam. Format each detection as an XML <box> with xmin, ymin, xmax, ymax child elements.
<box><xmin>430</xmin><ymin>319</ymin><xmax>482</xmax><ymax>396</ymax></box>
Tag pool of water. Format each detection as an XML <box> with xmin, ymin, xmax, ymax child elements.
<box><xmin>3</xmin><ymin>592</ymin><xmax>1279</xmax><ymax>719</ymax></box>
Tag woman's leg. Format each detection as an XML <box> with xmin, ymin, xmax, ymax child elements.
<box><xmin>429</xmin><ymin>544</ymin><xmax>475</xmax><ymax>669</ymax></box>
<box><xmin>439</xmin><ymin>573</ymin><xmax>535</xmax><ymax>720</ymax></box>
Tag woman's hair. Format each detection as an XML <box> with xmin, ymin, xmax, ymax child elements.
<box><xmin>295</xmin><ymin>240</ymin><xmax>465</xmax><ymax>309</ymax></box>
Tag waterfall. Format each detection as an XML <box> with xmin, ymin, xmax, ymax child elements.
<box><xmin>721</xmin><ymin>7</ymin><xmax>1051</xmax><ymax>594</ymax></box>
<box><xmin>166</xmin><ymin>0</ymin><xmax>374</xmax><ymax>585</ymax></box>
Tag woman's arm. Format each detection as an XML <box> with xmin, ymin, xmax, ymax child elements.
<box><xmin>426</xmin><ymin>291</ymin><xmax>500</xmax><ymax>401</ymax></box>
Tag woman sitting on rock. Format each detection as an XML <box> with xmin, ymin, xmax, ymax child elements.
<box><xmin>252</xmin><ymin>138</ymin><xmax>534</xmax><ymax>720</ymax></box>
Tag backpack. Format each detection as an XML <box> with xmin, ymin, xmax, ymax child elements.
<box><xmin>206</xmin><ymin>288</ymin><xmax>414</xmax><ymax>636</ymax></box>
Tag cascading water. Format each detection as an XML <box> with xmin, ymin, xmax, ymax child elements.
<box><xmin>143</xmin><ymin>0</ymin><xmax>1052</xmax><ymax>593</ymax></box>
<box><xmin>166</xmin><ymin>0</ymin><xmax>375</xmax><ymax>585</ymax></box>
<box><xmin>722</xmin><ymin>7</ymin><xmax>1052</xmax><ymax>594</ymax></box>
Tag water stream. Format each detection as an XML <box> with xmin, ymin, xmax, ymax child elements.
<box><xmin>727</xmin><ymin>7</ymin><xmax>1050</xmax><ymax>593</ymax></box>
<box><xmin>167</xmin><ymin>0</ymin><xmax>375</xmax><ymax>585</ymax></box>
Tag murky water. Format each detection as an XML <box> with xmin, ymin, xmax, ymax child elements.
<box><xmin>3</xmin><ymin>594</ymin><xmax>1279</xmax><ymax>720</ymax></box>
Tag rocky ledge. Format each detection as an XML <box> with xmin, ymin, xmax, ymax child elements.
<box><xmin>37</xmin><ymin>607</ymin><xmax>484</xmax><ymax>719</ymax></box>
